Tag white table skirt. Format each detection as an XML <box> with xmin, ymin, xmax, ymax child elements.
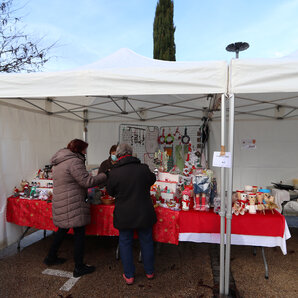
<box><xmin>178</xmin><ymin>222</ymin><xmax>291</xmax><ymax>255</ymax></box>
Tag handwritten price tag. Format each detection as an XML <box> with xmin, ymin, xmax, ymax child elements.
<box><xmin>212</xmin><ymin>151</ymin><xmax>232</xmax><ymax>168</ymax></box>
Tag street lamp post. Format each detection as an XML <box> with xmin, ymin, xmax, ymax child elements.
<box><xmin>226</xmin><ymin>42</ymin><xmax>249</xmax><ymax>58</ymax></box>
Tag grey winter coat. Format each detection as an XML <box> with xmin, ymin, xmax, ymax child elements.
<box><xmin>51</xmin><ymin>148</ymin><xmax>106</xmax><ymax>228</ymax></box>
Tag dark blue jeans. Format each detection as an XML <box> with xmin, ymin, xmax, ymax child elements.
<box><xmin>119</xmin><ymin>227</ymin><xmax>154</xmax><ymax>278</ymax></box>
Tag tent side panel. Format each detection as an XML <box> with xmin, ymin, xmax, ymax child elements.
<box><xmin>209</xmin><ymin>120</ymin><xmax>298</xmax><ymax>190</ymax></box>
<box><xmin>0</xmin><ymin>106</ymin><xmax>83</xmax><ymax>249</ymax></box>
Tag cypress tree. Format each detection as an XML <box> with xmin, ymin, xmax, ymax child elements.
<box><xmin>153</xmin><ymin>0</ymin><xmax>176</xmax><ymax>61</ymax></box>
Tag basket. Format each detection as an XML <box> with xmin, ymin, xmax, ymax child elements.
<box><xmin>101</xmin><ymin>196</ymin><xmax>115</xmax><ymax>205</ymax></box>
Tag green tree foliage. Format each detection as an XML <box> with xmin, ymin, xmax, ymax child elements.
<box><xmin>153</xmin><ymin>0</ymin><xmax>176</xmax><ymax>61</ymax></box>
<box><xmin>0</xmin><ymin>0</ymin><xmax>54</xmax><ymax>72</ymax></box>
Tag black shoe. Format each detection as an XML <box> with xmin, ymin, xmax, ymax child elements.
<box><xmin>73</xmin><ymin>264</ymin><xmax>96</xmax><ymax>278</ymax></box>
<box><xmin>43</xmin><ymin>256</ymin><xmax>67</xmax><ymax>266</ymax></box>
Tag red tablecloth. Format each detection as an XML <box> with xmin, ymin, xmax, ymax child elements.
<box><xmin>178</xmin><ymin>209</ymin><xmax>285</xmax><ymax>237</ymax></box>
<box><xmin>6</xmin><ymin>197</ymin><xmax>180</xmax><ymax>245</ymax></box>
<box><xmin>6</xmin><ymin>197</ymin><xmax>286</xmax><ymax>245</ymax></box>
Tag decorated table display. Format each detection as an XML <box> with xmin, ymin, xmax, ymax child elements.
<box><xmin>6</xmin><ymin>145</ymin><xmax>290</xmax><ymax>255</ymax></box>
<box><xmin>6</xmin><ymin>196</ymin><xmax>180</xmax><ymax>245</ymax></box>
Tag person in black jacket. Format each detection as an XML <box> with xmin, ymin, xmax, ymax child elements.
<box><xmin>107</xmin><ymin>143</ymin><xmax>156</xmax><ymax>285</ymax></box>
<box><xmin>98</xmin><ymin>144</ymin><xmax>118</xmax><ymax>174</ymax></box>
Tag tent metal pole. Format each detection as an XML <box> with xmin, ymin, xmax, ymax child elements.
<box><xmin>83</xmin><ymin>109</ymin><xmax>88</xmax><ymax>142</ymax></box>
<box><xmin>224</xmin><ymin>94</ymin><xmax>235</xmax><ymax>295</ymax></box>
<box><xmin>219</xmin><ymin>93</ymin><xmax>226</xmax><ymax>296</ymax></box>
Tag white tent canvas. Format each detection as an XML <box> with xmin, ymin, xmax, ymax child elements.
<box><xmin>0</xmin><ymin>48</ymin><xmax>228</xmax><ymax>249</ymax></box>
<box><xmin>210</xmin><ymin>57</ymin><xmax>298</xmax><ymax>191</ymax></box>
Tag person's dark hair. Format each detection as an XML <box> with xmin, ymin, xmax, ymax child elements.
<box><xmin>109</xmin><ymin>145</ymin><xmax>117</xmax><ymax>155</ymax></box>
<box><xmin>67</xmin><ymin>139</ymin><xmax>88</xmax><ymax>153</ymax></box>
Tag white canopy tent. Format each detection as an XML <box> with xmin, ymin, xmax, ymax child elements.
<box><xmin>2</xmin><ymin>48</ymin><xmax>298</xmax><ymax>296</ymax></box>
<box><xmin>0</xmin><ymin>48</ymin><xmax>227</xmax><ymax>123</ymax></box>
<box><xmin>0</xmin><ymin>48</ymin><xmax>228</xmax><ymax>257</ymax></box>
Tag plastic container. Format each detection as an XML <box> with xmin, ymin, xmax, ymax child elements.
<box><xmin>258</xmin><ymin>189</ymin><xmax>270</xmax><ymax>194</ymax></box>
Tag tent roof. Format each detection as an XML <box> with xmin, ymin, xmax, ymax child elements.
<box><xmin>0</xmin><ymin>48</ymin><xmax>227</xmax><ymax>122</ymax></box>
<box><xmin>227</xmin><ymin>58</ymin><xmax>298</xmax><ymax>120</ymax></box>
<box><xmin>0</xmin><ymin>48</ymin><xmax>228</xmax><ymax>97</ymax></box>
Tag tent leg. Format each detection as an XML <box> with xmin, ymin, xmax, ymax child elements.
<box><xmin>253</xmin><ymin>246</ymin><xmax>257</xmax><ymax>256</ymax></box>
<box><xmin>262</xmin><ymin>247</ymin><xmax>269</xmax><ymax>279</ymax></box>
<box><xmin>224</xmin><ymin>94</ymin><xmax>235</xmax><ymax>296</ymax></box>
<box><xmin>17</xmin><ymin>227</ymin><xmax>31</xmax><ymax>251</ymax></box>
<box><xmin>219</xmin><ymin>94</ymin><xmax>226</xmax><ymax>296</ymax></box>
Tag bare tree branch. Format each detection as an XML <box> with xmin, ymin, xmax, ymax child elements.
<box><xmin>0</xmin><ymin>0</ymin><xmax>55</xmax><ymax>73</ymax></box>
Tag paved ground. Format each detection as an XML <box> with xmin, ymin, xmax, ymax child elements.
<box><xmin>0</xmin><ymin>228</ymin><xmax>297</xmax><ymax>298</ymax></box>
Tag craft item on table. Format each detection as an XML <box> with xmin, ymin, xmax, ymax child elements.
<box><xmin>30</xmin><ymin>185</ymin><xmax>37</xmax><ymax>199</ymax></box>
<box><xmin>22</xmin><ymin>183</ymin><xmax>30</xmax><ymax>198</ymax></box>
<box><xmin>265</xmin><ymin>195</ymin><xmax>278</xmax><ymax>214</ymax></box>
<box><xmin>256</xmin><ymin>192</ymin><xmax>265</xmax><ymax>214</ymax></box>
<box><xmin>252</xmin><ymin>186</ymin><xmax>258</xmax><ymax>193</ymax></box>
<box><xmin>173</xmin><ymin>127</ymin><xmax>181</xmax><ymax>141</ymax></box>
<box><xmin>43</xmin><ymin>165</ymin><xmax>52</xmax><ymax>179</ymax></box>
<box><xmin>236</xmin><ymin>190</ymin><xmax>244</xmax><ymax>200</ymax></box>
<box><xmin>194</xmin><ymin>193</ymin><xmax>210</xmax><ymax>211</ymax></box>
<box><xmin>232</xmin><ymin>200</ymin><xmax>241</xmax><ymax>216</ymax></box>
<box><xmin>240</xmin><ymin>192</ymin><xmax>248</xmax><ymax>201</ymax></box>
<box><xmin>193</xmin><ymin>175</ymin><xmax>211</xmax><ymax>194</ymax></box>
<box><xmin>244</xmin><ymin>185</ymin><xmax>253</xmax><ymax>192</ymax></box>
<box><xmin>246</xmin><ymin>194</ymin><xmax>257</xmax><ymax>214</ymax></box>
<box><xmin>182</xmin><ymin>143</ymin><xmax>199</xmax><ymax>177</ymax></box>
<box><xmin>169</xmin><ymin>165</ymin><xmax>181</xmax><ymax>175</ymax></box>
<box><xmin>213</xmin><ymin>196</ymin><xmax>221</xmax><ymax>213</ymax></box>
<box><xmin>232</xmin><ymin>199</ymin><xmax>246</xmax><ymax>216</ymax></box>
<box><xmin>158</xmin><ymin>129</ymin><xmax>166</xmax><ymax>145</ymax></box>
<box><xmin>13</xmin><ymin>187</ymin><xmax>19</xmax><ymax>197</ymax></box>
<box><xmin>154</xmin><ymin>150</ymin><xmax>169</xmax><ymax>172</ymax></box>
<box><xmin>181</xmin><ymin>127</ymin><xmax>190</xmax><ymax>144</ymax></box>
<box><xmin>165</xmin><ymin>129</ymin><xmax>174</xmax><ymax>145</ymax></box>
<box><xmin>145</xmin><ymin>127</ymin><xmax>159</xmax><ymax>153</ymax></box>
<box><xmin>150</xmin><ymin>171</ymin><xmax>181</xmax><ymax>211</ymax></box>
<box><xmin>31</xmin><ymin>177</ymin><xmax>53</xmax><ymax>189</ymax></box>
<box><xmin>39</xmin><ymin>189</ymin><xmax>50</xmax><ymax>201</ymax></box>
<box><xmin>20</xmin><ymin>180</ymin><xmax>29</xmax><ymax>192</ymax></box>
<box><xmin>181</xmin><ymin>187</ymin><xmax>192</xmax><ymax>211</ymax></box>
<box><xmin>210</xmin><ymin>178</ymin><xmax>217</xmax><ymax>205</ymax></box>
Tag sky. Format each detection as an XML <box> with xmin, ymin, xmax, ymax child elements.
<box><xmin>13</xmin><ymin>0</ymin><xmax>298</xmax><ymax>71</ymax></box>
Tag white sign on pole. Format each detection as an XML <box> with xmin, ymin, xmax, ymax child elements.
<box><xmin>212</xmin><ymin>151</ymin><xmax>232</xmax><ymax>168</ymax></box>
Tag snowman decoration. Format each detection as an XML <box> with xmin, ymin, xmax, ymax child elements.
<box><xmin>182</xmin><ymin>187</ymin><xmax>192</xmax><ymax>211</ymax></box>
<box><xmin>246</xmin><ymin>194</ymin><xmax>257</xmax><ymax>214</ymax></box>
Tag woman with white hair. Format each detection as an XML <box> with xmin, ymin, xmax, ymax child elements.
<box><xmin>107</xmin><ymin>143</ymin><xmax>156</xmax><ymax>285</ymax></box>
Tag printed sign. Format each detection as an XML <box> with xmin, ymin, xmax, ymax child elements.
<box><xmin>212</xmin><ymin>151</ymin><xmax>232</xmax><ymax>168</ymax></box>
<box><xmin>241</xmin><ymin>139</ymin><xmax>256</xmax><ymax>150</ymax></box>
